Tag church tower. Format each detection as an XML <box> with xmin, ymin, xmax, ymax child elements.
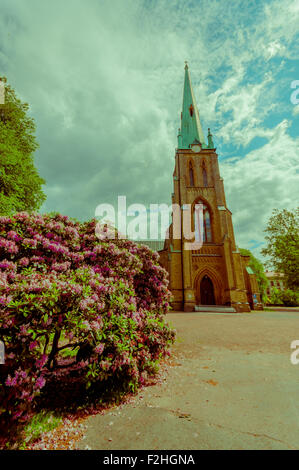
<box><xmin>159</xmin><ymin>64</ymin><xmax>262</xmax><ymax>312</ymax></box>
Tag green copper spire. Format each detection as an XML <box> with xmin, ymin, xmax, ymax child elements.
<box><xmin>207</xmin><ymin>128</ymin><xmax>214</xmax><ymax>148</ymax></box>
<box><xmin>179</xmin><ymin>62</ymin><xmax>206</xmax><ymax>149</ymax></box>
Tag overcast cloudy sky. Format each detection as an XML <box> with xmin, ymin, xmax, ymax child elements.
<box><xmin>0</xmin><ymin>0</ymin><xmax>298</xmax><ymax>258</ymax></box>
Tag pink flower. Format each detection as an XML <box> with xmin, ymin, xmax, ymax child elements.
<box><xmin>6</xmin><ymin>352</ymin><xmax>15</xmax><ymax>359</ymax></box>
<box><xmin>29</xmin><ymin>341</ymin><xmax>38</xmax><ymax>351</ymax></box>
<box><xmin>5</xmin><ymin>375</ymin><xmax>17</xmax><ymax>386</ymax></box>
<box><xmin>23</xmin><ymin>238</ymin><xmax>38</xmax><ymax>248</ymax></box>
<box><xmin>19</xmin><ymin>370</ymin><xmax>28</xmax><ymax>379</ymax></box>
<box><xmin>0</xmin><ymin>238</ymin><xmax>18</xmax><ymax>254</ymax></box>
<box><xmin>51</xmin><ymin>261</ymin><xmax>71</xmax><ymax>272</ymax></box>
<box><xmin>100</xmin><ymin>360</ymin><xmax>111</xmax><ymax>371</ymax></box>
<box><xmin>35</xmin><ymin>376</ymin><xmax>46</xmax><ymax>389</ymax></box>
<box><xmin>19</xmin><ymin>257</ymin><xmax>30</xmax><ymax>266</ymax></box>
<box><xmin>90</xmin><ymin>320</ymin><xmax>102</xmax><ymax>331</ymax></box>
<box><xmin>35</xmin><ymin>354</ymin><xmax>48</xmax><ymax>368</ymax></box>
<box><xmin>7</xmin><ymin>231</ymin><xmax>22</xmax><ymax>242</ymax></box>
<box><xmin>94</xmin><ymin>344</ymin><xmax>104</xmax><ymax>354</ymax></box>
<box><xmin>0</xmin><ymin>295</ymin><xmax>9</xmax><ymax>305</ymax></box>
<box><xmin>0</xmin><ymin>216</ymin><xmax>12</xmax><ymax>223</ymax></box>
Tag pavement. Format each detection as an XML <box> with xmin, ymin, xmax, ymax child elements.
<box><xmin>78</xmin><ymin>309</ymin><xmax>299</xmax><ymax>450</ymax></box>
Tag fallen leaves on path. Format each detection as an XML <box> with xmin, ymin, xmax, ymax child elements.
<box><xmin>206</xmin><ymin>379</ymin><xmax>218</xmax><ymax>386</ymax></box>
<box><xmin>26</xmin><ymin>356</ymin><xmax>172</xmax><ymax>450</ymax></box>
<box><xmin>26</xmin><ymin>417</ymin><xmax>88</xmax><ymax>450</ymax></box>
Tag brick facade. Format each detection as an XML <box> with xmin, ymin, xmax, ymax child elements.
<box><xmin>157</xmin><ymin>65</ymin><xmax>262</xmax><ymax>312</ymax></box>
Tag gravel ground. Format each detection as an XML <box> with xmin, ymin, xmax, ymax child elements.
<box><xmin>32</xmin><ymin>309</ymin><xmax>299</xmax><ymax>450</ymax></box>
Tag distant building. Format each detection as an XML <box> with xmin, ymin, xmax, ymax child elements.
<box><xmin>265</xmin><ymin>271</ymin><xmax>286</xmax><ymax>297</ymax></box>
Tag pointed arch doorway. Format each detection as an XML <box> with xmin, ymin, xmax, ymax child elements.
<box><xmin>200</xmin><ymin>275</ymin><xmax>215</xmax><ymax>305</ymax></box>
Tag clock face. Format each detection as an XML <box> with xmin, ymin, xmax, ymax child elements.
<box><xmin>192</xmin><ymin>144</ymin><xmax>201</xmax><ymax>153</ymax></box>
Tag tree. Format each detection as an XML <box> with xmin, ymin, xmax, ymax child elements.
<box><xmin>261</xmin><ymin>208</ymin><xmax>299</xmax><ymax>290</ymax></box>
<box><xmin>239</xmin><ymin>247</ymin><xmax>268</xmax><ymax>299</ymax></box>
<box><xmin>269</xmin><ymin>288</ymin><xmax>299</xmax><ymax>307</ymax></box>
<box><xmin>0</xmin><ymin>77</ymin><xmax>46</xmax><ymax>215</ymax></box>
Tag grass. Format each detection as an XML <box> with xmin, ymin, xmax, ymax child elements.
<box><xmin>19</xmin><ymin>411</ymin><xmax>62</xmax><ymax>449</ymax></box>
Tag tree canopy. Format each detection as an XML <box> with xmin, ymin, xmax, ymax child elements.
<box><xmin>0</xmin><ymin>77</ymin><xmax>46</xmax><ymax>215</ymax></box>
<box><xmin>261</xmin><ymin>208</ymin><xmax>299</xmax><ymax>290</ymax></box>
<box><xmin>239</xmin><ymin>247</ymin><xmax>268</xmax><ymax>298</ymax></box>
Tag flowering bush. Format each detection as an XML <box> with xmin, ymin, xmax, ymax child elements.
<box><xmin>0</xmin><ymin>212</ymin><xmax>174</xmax><ymax>431</ymax></box>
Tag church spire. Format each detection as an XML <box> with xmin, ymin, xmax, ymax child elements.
<box><xmin>179</xmin><ymin>62</ymin><xmax>206</xmax><ymax>149</ymax></box>
<box><xmin>207</xmin><ymin>128</ymin><xmax>214</xmax><ymax>148</ymax></box>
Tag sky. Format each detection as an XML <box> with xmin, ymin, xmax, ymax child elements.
<box><xmin>0</xmin><ymin>0</ymin><xmax>298</xmax><ymax>260</ymax></box>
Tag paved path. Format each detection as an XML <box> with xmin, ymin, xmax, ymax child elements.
<box><xmin>78</xmin><ymin>310</ymin><xmax>299</xmax><ymax>450</ymax></box>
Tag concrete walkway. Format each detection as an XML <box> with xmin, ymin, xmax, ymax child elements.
<box><xmin>78</xmin><ymin>310</ymin><xmax>299</xmax><ymax>450</ymax></box>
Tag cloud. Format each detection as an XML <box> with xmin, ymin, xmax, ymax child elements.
<box><xmin>293</xmin><ymin>105</ymin><xmax>299</xmax><ymax>116</ymax></box>
<box><xmin>0</xmin><ymin>0</ymin><xmax>298</xmax><ymax>256</ymax></box>
<box><xmin>221</xmin><ymin>119</ymin><xmax>299</xmax><ymax>258</ymax></box>
<box><xmin>264</xmin><ymin>40</ymin><xmax>286</xmax><ymax>60</ymax></box>
<box><xmin>209</xmin><ymin>73</ymin><xmax>276</xmax><ymax>147</ymax></box>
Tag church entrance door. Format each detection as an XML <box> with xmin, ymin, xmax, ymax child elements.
<box><xmin>200</xmin><ymin>275</ymin><xmax>215</xmax><ymax>305</ymax></box>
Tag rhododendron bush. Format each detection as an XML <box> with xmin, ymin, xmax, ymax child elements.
<box><xmin>0</xmin><ymin>212</ymin><xmax>174</xmax><ymax>428</ymax></box>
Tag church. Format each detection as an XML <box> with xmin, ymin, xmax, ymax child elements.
<box><xmin>157</xmin><ymin>64</ymin><xmax>263</xmax><ymax>312</ymax></box>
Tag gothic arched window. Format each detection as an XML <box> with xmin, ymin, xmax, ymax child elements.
<box><xmin>203</xmin><ymin>167</ymin><xmax>208</xmax><ymax>187</ymax></box>
<box><xmin>202</xmin><ymin>161</ymin><xmax>208</xmax><ymax>187</ymax></box>
<box><xmin>194</xmin><ymin>203</ymin><xmax>212</xmax><ymax>243</ymax></box>
<box><xmin>189</xmin><ymin>162</ymin><xmax>195</xmax><ymax>186</ymax></box>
